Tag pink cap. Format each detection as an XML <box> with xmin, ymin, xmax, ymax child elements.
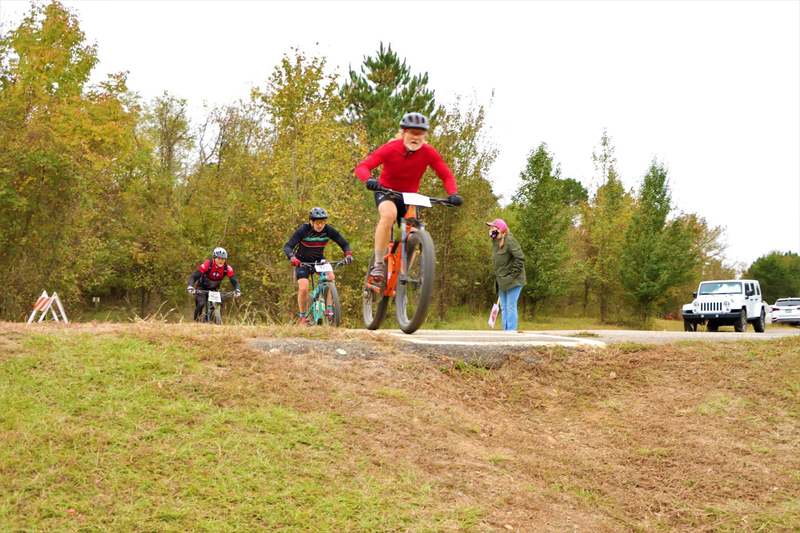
<box><xmin>485</xmin><ymin>218</ymin><xmax>508</xmax><ymax>233</ymax></box>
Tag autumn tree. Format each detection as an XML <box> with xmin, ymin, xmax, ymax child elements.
<box><xmin>580</xmin><ymin>130</ymin><xmax>633</xmax><ymax>322</ymax></box>
<box><xmin>0</xmin><ymin>1</ymin><xmax>138</xmax><ymax>318</ymax></box>
<box><xmin>423</xmin><ymin>99</ymin><xmax>499</xmax><ymax>318</ymax></box>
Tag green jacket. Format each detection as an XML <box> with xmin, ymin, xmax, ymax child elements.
<box><xmin>492</xmin><ymin>232</ymin><xmax>526</xmax><ymax>292</ymax></box>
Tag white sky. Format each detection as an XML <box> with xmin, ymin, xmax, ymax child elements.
<box><xmin>1</xmin><ymin>0</ymin><xmax>798</xmax><ymax>267</ymax></box>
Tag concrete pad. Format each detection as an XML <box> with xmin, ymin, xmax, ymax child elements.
<box><xmin>386</xmin><ymin>329</ymin><xmax>606</xmax><ymax>348</ymax></box>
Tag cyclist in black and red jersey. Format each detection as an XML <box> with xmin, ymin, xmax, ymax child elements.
<box><xmin>284</xmin><ymin>207</ymin><xmax>353</xmax><ymax>325</ymax></box>
<box><xmin>187</xmin><ymin>247</ymin><xmax>241</xmax><ymax>321</ymax></box>
<box><xmin>354</xmin><ymin>112</ymin><xmax>462</xmax><ymax>286</ymax></box>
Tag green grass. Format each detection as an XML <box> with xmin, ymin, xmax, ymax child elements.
<box><xmin>425</xmin><ymin>310</ymin><xmax>685</xmax><ymax>332</ymax></box>
<box><xmin>696</xmin><ymin>393</ymin><xmax>747</xmax><ymax>416</ymax></box>
<box><xmin>0</xmin><ymin>333</ymin><xmax>447</xmax><ymax>531</ymax></box>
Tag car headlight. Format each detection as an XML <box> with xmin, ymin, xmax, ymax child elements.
<box><xmin>723</xmin><ymin>300</ymin><xmax>731</xmax><ymax>311</ymax></box>
<box><xmin>693</xmin><ymin>301</ymin><xmax>699</xmax><ymax>309</ymax></box>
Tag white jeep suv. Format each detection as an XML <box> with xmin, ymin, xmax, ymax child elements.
<box><xmin>681</xmin><ymin>279</ymin><xmax>767</xmax><ymax>333</ymax></box>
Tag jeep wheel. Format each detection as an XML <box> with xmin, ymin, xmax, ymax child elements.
<box><xmin>707</xmin><ymin>321</ymin><xmax>719</xmax><ymax>332</ymax></box>
<box><xmin>683</xmin><ymin>320</ymin><xmax>697</xmax><ymax>332</ymax></box>
<box><xmin>753</xmin><ymin>309</ymin><xmax>766</xmax><ymax>333</ymax></box>
<box><xmin>734</xmin><ymin>309</ymin><xmax>747</xmax><ymax>332</ymax></box>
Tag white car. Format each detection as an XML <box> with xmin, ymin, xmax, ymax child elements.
<box><xmin>681</xmin><ymin>279</ymin><xmax>767</xmax><ymax>332</ymax></box>
<box><xmin>771</xmin><ymin>298</ymin><xmax>800</xmax><ymax>326</ymax></box>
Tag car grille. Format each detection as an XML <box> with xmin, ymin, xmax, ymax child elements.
<box><xmin>700</xmin><ymin>302</ymin><xmax>724</xmax><ymax>312</ymax></box>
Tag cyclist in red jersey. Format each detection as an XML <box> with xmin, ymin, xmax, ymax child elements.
<box><xmin>354</xmin><ymin>112</ymin><xmax>463</xmax><ymax>284</ymax></box>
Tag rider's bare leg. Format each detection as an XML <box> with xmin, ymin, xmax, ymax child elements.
<box><xmin>374</xmin><ymin>200</ymin><xmax>397</xmax><ymax>264</ymax></box>
<box><xmin>297</xmin><ymin>278</ymin><xmax>309</xmax><ymax>314</ymax></box>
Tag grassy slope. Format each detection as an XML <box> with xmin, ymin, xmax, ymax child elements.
<box><xmin>1</xmin><ymin>323</ymin><xmax>798</xmax><ymax>531</ymax></box>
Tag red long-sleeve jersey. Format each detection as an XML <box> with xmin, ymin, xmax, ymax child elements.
<box><xmin>354</xmin><ymin>139</ymin><xmax>458</xmax><ymax>195</ymax></box>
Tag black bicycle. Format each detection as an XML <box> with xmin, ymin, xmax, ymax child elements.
<box><xmin>191</xmin><ymin>289</ymin><xmax>238</xmax><ymax>325</ymax></box>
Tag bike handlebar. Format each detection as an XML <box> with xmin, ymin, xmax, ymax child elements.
<box><xmin>299</xmin><ymin>260</ymin><xmax>349</xmax><ymax>269</ymax></box>
<box><xmin>191</xmin><ymin>289</ymin><xmax>238</xmax><ymax>298</ymax></box>
<box><xmin>377</xmin><ymin>187</ymin><xmax>458</xmax><ymax>207</ymax></box>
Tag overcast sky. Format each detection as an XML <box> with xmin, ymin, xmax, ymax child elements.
<box><xmin>1</xmin><ymin>0</ymin><xmax>798</xmax><ymax>267</ymax></box>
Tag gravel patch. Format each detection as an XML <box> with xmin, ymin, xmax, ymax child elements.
<box><xmin>249</xmin><ymin>338</ymin><xmax>386</xmax><ymax>360</ymax></box>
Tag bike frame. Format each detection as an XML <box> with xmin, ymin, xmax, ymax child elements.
<box><xmin>193</xmin><ymin>289</ymin><xmax>236</xmax><ymax>323</ymax></box>
<box><xmin>383</xmin><ymin>205</ymin><xmax>422</xmax><ymax>298</ymax></box>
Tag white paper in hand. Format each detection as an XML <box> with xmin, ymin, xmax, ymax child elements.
<box><xmin>488</xmin><ymin>298</ymin><xmax>500</xmax><ymax>328</ymax></box>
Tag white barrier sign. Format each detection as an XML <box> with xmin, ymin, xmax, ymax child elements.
<box><xmin>27</xmin><ymin>290</ymin><xmax>69</xmax><ymax>324</ymax></box>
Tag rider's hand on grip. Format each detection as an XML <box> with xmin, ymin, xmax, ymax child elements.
<box><xmin>366</xmin><ymin>178</ymin><xmax>381</xmax><ymax>191</ymax></box>
<box><xmin>344</xmin><ymin>251</ymin><xmax>353</xmax><ymax>264</ymax></box>
<box><xmin>290</xmin><ymin>256</ymin><xmax>301</xmax><ymax>267</ymax></box>
<box><xmin>234</xmin><ymin>289</ymin><xmax>241</xmax><ymax>298</ymax></box>
<box><xmin>447</xmin><ymin>193</ymin><xmax>463</xmax><ymax>206</ymax></box>
<box><xmin>187</xmin><ymin>286</ymin><xmax>195</xmax><ymax>294</ymax></box>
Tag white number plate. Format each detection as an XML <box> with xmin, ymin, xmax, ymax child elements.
<box><xmin>314</xmin><ymin>263</ymin><xmax>333</xmax><ymax>273</ymax></box>
<box><xmin>208</xmin><ymin>291</ymin><xmax>222</xmax><ymax>303</ymax></box>
<box><xmin>402</xmin><ymin>192</ymin><xmax>432</xmax><ymax>207</ymax></box>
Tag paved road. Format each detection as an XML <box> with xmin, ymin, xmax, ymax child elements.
<box><xmin>385</xmin><ymin>327</ymin><xmax>800</xmax><ymax>347</ymax></box>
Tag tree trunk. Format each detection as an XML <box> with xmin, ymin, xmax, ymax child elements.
<box><xmin>139</xmin><ymin>288</ymin><xmax>148</xmax><ymax>317</ymax></box>
<box><xmin>582</xmin><ymin>278</ymin><xmax>590</xmax><ymax>316</ymax></box>
<box><xmin>599</xmin><ymin>289</ymin><xmax>608</xmax><ymax>323</ymax></box>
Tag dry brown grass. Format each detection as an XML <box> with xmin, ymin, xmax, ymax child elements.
<box><xmin>4</xmin><ymin>321</ymin><xmax>798</xmax><ymax>531</ymax></box>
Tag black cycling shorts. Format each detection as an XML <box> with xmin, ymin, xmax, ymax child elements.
<box><xmin>374</xmin><ymin>190</ymin><xmax>407</xmax><ymax>224</ymax></box>
<box><xmin>294</xmin><ymin>265</ymin><xmax>312</xmax><ymax>280</ymax></box>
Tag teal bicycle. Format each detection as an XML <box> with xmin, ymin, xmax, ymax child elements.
<box><xmin>300</xmin><ymin>260</ymin><xmax>346</xmax><ymax>326</ymax></box>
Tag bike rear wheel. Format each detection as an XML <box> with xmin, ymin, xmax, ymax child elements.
<box><xmin>395</xmin><ymin>229</ymin><xmax>435</xmax><ymax>334</ymax></box>
<box><xmin>325</xmin><ymin>283</ymin><xmax>342</xmax><ymax>327</ymax></box>
<box><xmin>362</xmin><ymin>256</ymin><xmax>389</xmax><ymax>330</ymax></box>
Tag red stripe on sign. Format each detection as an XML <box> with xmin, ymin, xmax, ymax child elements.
<box><xmin>33</xmin><ymin>296</ymin><xmax>48</xmax><ymax>311</ymax></box>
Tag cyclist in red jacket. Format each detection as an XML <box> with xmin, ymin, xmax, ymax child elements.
<box><xmin>187</xmin><ymin>247</ymin><xmax>241</xmax><ymax>321</ymax></box>
<box><xmin>354</xmin><ymin>112</ymin><xmax>462</xmax><ymax>285</ymax></box>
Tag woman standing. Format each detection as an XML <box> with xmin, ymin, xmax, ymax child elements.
<box><xmin>488</xmin><ymin>218</ymin><xmax>526</xmax><ymax>331</ymax></box>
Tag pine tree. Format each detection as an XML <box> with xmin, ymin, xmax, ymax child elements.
<box><xmin>341</xmin><ymin>43</ymin><xmax>437</xmax><ymax>148</ymax></box>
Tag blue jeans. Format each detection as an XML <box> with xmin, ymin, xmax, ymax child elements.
<box><xmin>499</xmin><ymin>285</ymin><xmax>523</xmax><ymax>331</ymax></box>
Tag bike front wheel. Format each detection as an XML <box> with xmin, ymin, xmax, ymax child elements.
<box><xmin>325</xmin><ymin>283</ymin><xmax>342</xmax><ymax>327</ymax></box>
<box><xmin>362</xmin><ymin>256</ymin><xmax>389</xmax><ymax>330</ymax></box>
<box><xmin>213</xmin><ymin>303</ymin><xmax>222</xmax><ymax>325</ymax></box>
<box><xmin>395</xmin><ymin>229</ymin><xmax>435</xmax><ymax>334</ymax></box>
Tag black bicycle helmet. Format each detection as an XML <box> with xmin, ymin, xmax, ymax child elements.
<box><xmin>309</xmin><ymin>207</ymin><xmax>328</xmax><ymax>220</ymax></box>
<box><xmin>400</xmin><ymin>112</ymin><xmax>429</xmax><ymax>131</ymax></box>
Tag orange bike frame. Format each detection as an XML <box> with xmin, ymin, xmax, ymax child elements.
<box><xmin>382</xmin><ymin>205</ymin><xmax>419</xmax><ymax>298</ymax></box>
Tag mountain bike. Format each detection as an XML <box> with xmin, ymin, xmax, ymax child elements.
<box><xmin>300</xmin><ymin>259</ymin><xmax>347</xmax><ymax>326</ymax></box>
<box><xmin>362</xmin><ymin>187</ymin><xmax>457</xmax><ymax>334</ymax></box>
<box><xmin>191</xmin><ymin>289</ymin><xmax>238</xmax><ymax>325</ymax></box>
